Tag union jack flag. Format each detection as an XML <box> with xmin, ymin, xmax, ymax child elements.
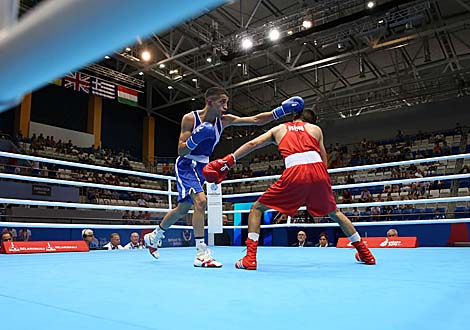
<box><xmin>64</xmin><ymin>72</ymin><xmax>90</xmax><ymax>93</ymax></box>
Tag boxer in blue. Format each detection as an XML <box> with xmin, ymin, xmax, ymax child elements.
<box><xmin>145</xmin><ymin>87</ymin><xmax>304</xmax><ymax>267</ymax></box>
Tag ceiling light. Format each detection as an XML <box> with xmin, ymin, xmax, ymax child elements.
<box><xmin>138</xmin><ymin>72</ymin><xmax>144</xmax><ymax>76</ymax></box>
<box><xmin>191</xmin><ymin>98</ymin><xmax>196</xmax><ymax>101</ymax></box>
<box><xmin>367</xmin><ymin>1</ymin><xmax>375</xmax><ymax>9</ymax></box>
<box><xmin>241</xmin><ymin>38</ymin><xmax>253</xmax><ymax>50</ymax></box>
<box><xmin>237</xmin><ymin>63</ymin><xmax>242</xmax><ymax>67</ymax></box>
<box><xmin>141</xmin><ymin>50</ymin><xmax>151</xmax><ymax>62</ymax></box>
<box><xmin>104</xmin><ymin>55</ymin><xmax>110</xmax><ymax>59</ymax></box>
<box><xmin>168</xmin><ymin>86</ymin><xmax>173</xmax><ymax>90</ymax></box>
<box><xmin>192</xmin><ymin>78</ymin><xmax>198</xmax><ymax>82</ymax></box>
<box><xmin>206</xmin><ymin>57</ymin><xmax>212</xmax><ymax>63</ymax></box>
<box><xmin>125</xmin><ymin>47</ymin><xmax>131</xmax><ymax>52</ymax></box>
<box><xmin>287</xmin><ymin>30</ymin><xmax>293</xmax><ymax>35</ymax></box>
<box><xmin>302</xmin><ymin>20</ymin><xmax>312</xmax><ymax>29</ymax></box>
<box><xmin>269</xmin><ymin>29</ymin><xmax>280</xmax><ymax>41</ymax></box>
<box><xmin>159</xmin><ymin>63</ymin><xmax>166</xmax><ymax>69</ymax></box>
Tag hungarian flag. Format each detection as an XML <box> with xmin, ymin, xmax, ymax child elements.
<box><xmin>117</xmin><ymin>86</ymin><xmax>138</xmax><ymax>106</ymax></box>
<box><xmin>64</xmin><ymin>72</ymin><xmax>90</xmax><ymax>93</ymax></box>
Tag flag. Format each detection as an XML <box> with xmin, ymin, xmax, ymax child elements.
<box><xmin>64</xmin><ymin>72</ymin><xmax>90</xmax><ymax>93</ymax></box>
<box><xmin>117</xmin><ymin>85</ymin><xmax>138</xmax><ymax>106</ymax></box>
<box><xmin>92</xmin><ymin>78</ymin><xmax>115</xmax><ymax>99</ymax></box>
<box><xmin>50</xmin><ymin>78</ymin><xmax>62</xmax><ymax>86</ymax></box>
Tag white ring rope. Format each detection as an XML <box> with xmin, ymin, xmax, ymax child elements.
<box><xmin>0</xmin><ymin>197</ymin><xmax>170</xmax><ymax>213</ymax></box>
<box><xmin>223</xmin><ymin>173</ymin><xmax>470</xmax><ymax>199</ymax></box>
<box><xmin>220</xmin><ymin>196</ymin><xmax>470</xmax><ymax>214</ymax></box>
<box><xmin>0</xmin><ymin>151</ymin><xmax>175</xmax><ymax>180</ymax></box>
<box><xmin>1</xmin><ymin>218</ymin><xmax>469</xmax><ymax>230</ymax></box>
<box><xmin>223</xmin><ymin>153</ymin><xmax>470</xmax><ymax>184</ymax></box>
<box><xmin>0</xmin><ymin>172</ymin><xmax>178</xmax><ymax>196</ymax></box>
<box><xmin>327</xmin><ymin>153</ymin><xmax>470</xmax><ymax>174</ymax></box>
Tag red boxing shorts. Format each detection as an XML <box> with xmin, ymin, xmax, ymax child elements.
<box><xmin>258</xmin><ymin>162</ymin><xmax>337</xmax><ymax>217</ymax></box>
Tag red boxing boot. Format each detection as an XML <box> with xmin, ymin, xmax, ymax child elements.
<box><xmin>235</xmin><ymin>238</ymin><xmax>258</xmax><ymax>270</ymax></box>
<box><xmin>352</xmin><ymin>240</ymin><xmax>376</xmax><ymax>265</ymax></box>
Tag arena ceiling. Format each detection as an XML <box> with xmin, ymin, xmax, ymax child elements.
<box><xmin>21</xmin><ymin>0</ymin><xmax>470</xmax><ymax>122</ymax></box>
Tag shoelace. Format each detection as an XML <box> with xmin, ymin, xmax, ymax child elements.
<box><xmin>150</xmin><ymin>232</ymin><xmax>165</xmax><ymax>248</ymax></box>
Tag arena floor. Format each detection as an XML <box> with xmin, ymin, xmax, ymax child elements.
<box><xmin>1</xmin><ymin>247</ymin><xmax>469</xmax><ymax>330</ymax></box>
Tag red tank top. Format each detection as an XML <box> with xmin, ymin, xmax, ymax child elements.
<box><xmin>277</xmin><ymin>122</ymin><xmax>321</xmax><ymax>158</ymax></box>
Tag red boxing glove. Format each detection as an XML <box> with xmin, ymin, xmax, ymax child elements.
<box><xmin>203</xmin><ymin>154</ymin><xmax>236</xmax><ymax>184</ymax></box>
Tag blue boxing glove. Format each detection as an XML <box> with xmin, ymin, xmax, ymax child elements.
<box><xmin>272</xmin><ymin>96</ymin><xmax>305</xmax><ymax>120</ymax></box>
<box><xmin>186</xmin><ymin>122</ymin><xmax>215</xmax><ymax>150</ymax></box>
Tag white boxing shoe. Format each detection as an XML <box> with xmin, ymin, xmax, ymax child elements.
<box><xmin>193</xmin><ymin>243</ymin><xmax>223</xmax><ymax>268</ymax></box>
<box><xmin>144</xmin><ymin>228</ymin><xmax>165</xmax><ymax>259</ymax></box>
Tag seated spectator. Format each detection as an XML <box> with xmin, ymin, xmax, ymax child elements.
<box><xmin>292</xmin><ymin>231</ymin><xmax>313</xmax><ymax>247</ymax></box>
<box><xmin>82</xmin><ymin>229</ymin><xmax>99</xmax><ymax>249</ymax></box>
<box><xmin>441</xmin><ymin>141</ymin><xmax>451</xmax><ymax>155</ymax></box>
<box><xmin>342</xmin><ymin>189</ymin><xmax>353</xmax><ymax>203</ymax></box>
<box><xmin>459</xmin><ymin>165</ymin><xmax>470</xmax><ymax>174</ymax></box>
<box><xmin>18</xmin><ymin>227</ymin><xmax>32</xmax><ymax>241</ymax></box>
<box><xmin>123</xmin><ymin>232</ymin><xmax>144</xmax><ymax>249</ymax></box>
<box><xmin>386</xmin><ymin>228</ymin><xmax>398</xmax><ymax>237</ymax></box>
<box><xmin>1</xmin><ymin>231</ymin><xmax>13</xmax><ymax>242</ymax></box>
<box><xmin>434</xmin><ymin>209</ymin><xmax>446</xmax><ymax>219</ymax></box>
<box><xmin>370</xmin><ymin>204</ymin><xmax>381</xmax><ymax>221</ymax></box>
<box><xmin>315</xmin><ymin>232</ymin><xmax>333</xmax><ymax>247</ymax></box>
<box><xmin>137</xmin><ymin>196</ymin><xmax>148</xmax><ymax>207</ymax></box>
<box><xmin>432</xmin><ymin>142</ymin><xmax>442</xmax><ymax>156</ymax></box>
<box><xmin>360</xmin><ymin>188</ymin><xmax>372</xmax><ymax>203</ymax></box>
<box><xmin>103</xmin><ymin>233</ymin><xmax>123</xmax><ymax>250</ymax></box>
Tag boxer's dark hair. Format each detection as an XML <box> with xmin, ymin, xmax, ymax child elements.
<box><xmin>294</xmin><ymin>109</ymin><xmax>317</xmax><ymax>124</ymax></box>
<box><xmin>205</xmin><ymin>87</ymin><xmax>228</xmax><ymax>99</ymax></box>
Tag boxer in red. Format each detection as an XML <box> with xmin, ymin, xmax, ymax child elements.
<box><xmin>203</xmin><ymin>109</ymin><xmax>376</xmax><ymax>269</ymax></box>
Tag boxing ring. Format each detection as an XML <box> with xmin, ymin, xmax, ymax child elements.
<box><xmin>1</xmin><ymin>151</ymin><xmax>470</xmax><ymax>330</ymax></box>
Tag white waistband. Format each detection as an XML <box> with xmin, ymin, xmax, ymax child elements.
<box><xmin>284</xmin><ymin>151</ymin><xmax>322</xmax><ymax>168</ymax></box>
<box><xmin>185</xmin><ymin>154</ymin><xmax>209</xmax><ymax>163</ymax></box>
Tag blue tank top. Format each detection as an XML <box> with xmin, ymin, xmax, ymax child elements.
<box><xmin>188</xmin><ymin>111</ymin><xmax>222</xmax><ymax>160</ymax></box>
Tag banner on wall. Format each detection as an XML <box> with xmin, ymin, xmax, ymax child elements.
<box><xmin>32</xmin><ymin>185</ymin><xmax>52</xmax><ymax>196</ymax></box>
<box><xmin>1</xmin><ymin>241</ymin><xmax>89</xmax><ymax>254</ymax></box>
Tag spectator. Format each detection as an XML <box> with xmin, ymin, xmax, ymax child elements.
<box><xmin>315</xmin><ymin>232</ymin><xmax>333</xmax><ymax>247</ymax></box>
<box><xmin>1</xmin><ymin>231</ymin><xmax>13</xmax><ymax>242</ymax></box>
<box><xmin>370</xmin><ymin>204</ymin><xmax>381</xmax><ymax>221</ymax></box>
<box><xmin>291</xmin><ymin>231</ymin><xmax>313</xmax><ymax>247</ymax></box>
<box><xmin>441</xmin><ymin>141</ymin><xmax>451</xmax><ymax>155</ymax></box>
<box><xmin>434</xmin><ymin>209</ymin><xmax>446</xmax><ymax>219</ymax></box>
<box><xmin>18</xmin><ymin>228</ymin><xmax>32</xmax><ymax>241</ymax></box>
<box><xmin>103</xmin><ymin>233</ymin><xmax>123</xmax><ymax>250</ymax></box>
<box><xmin>386</xmin><ymin>228</ymin><xmax>398</xmax><ymax>237</ymax></box>
<box><xmin>82</xmin><ymin>229</ymin><xmax>99</xmax><ymax>249</ymax></box>
<box><xmin>360</xmin><ymin>188</ymin><xmax>372</xmax><ymax>203</ymax></box>
<box><xmin>342</xmin><ymin>189</ymin><xmax>353</xmax><ymax>203</ymax></box>
<box><xmin>123</xmin><ymin>232</ymin><xmax>144</xmax><ymax>249</ymax></box>
<box><xmin>459</xmin><ymin>165</ymin><xmax>469</xmax><ymax>174</ymax></box>
<box><xmin>432</xmin><ymin>142</ymin><xmax>442</xmax><ymax>156</ymax></box>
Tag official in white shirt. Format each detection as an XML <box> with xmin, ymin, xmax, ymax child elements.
<box><xmin>103</xmin><ymin>233</ymin><xmax>124</xmax><ymax>250</ymax></box>
<box><xmin>123</xmin><ymin>232</ymin><xmax>144</xmax><ymax>249</ymax></box>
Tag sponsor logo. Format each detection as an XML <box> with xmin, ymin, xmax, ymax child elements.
<box><xmin>8</xmin><ymin>242</ymin><xmax>20</xmax><ymax>252</ymax></box>
<box><xmin>46</xmin><ymin>242</ymin><xmax>57</xmax><ymax>252</ymax></box>
<box><xmin>210</xmin><ymin>183</ymin><xmax>218</xmax><ymax>191</ymax></box>
<box><xmin>380</xmin><ymin>238</ymin><xmax>403</xmax><ymax>247</ymax></box>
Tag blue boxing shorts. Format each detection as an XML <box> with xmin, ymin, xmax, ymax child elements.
<box><xmin>175</xmin><ymin>156</ymin><xmax>206</xmax><ymax>204</ymax></box>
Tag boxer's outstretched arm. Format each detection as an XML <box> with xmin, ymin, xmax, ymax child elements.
<box><xmin>233</xmin><ymin>129</ymin><xmax>276</xmax><ymax>161</ymax></box>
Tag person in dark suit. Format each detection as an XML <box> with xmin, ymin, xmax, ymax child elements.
<box><xmin>315</xmin><ymin>232</ymin><xmax>334</xmax><ymax>247</ymax></box>
<box><xmin>292</xmin><ymin>230</ymin><xmax>313</xmax><ymax>247</ymax></box>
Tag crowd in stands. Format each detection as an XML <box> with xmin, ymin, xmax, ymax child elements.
<box><xmin>1</xmin><ymin>122</ymin><xmax>469</xmax><ymax>225</ymax></box>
